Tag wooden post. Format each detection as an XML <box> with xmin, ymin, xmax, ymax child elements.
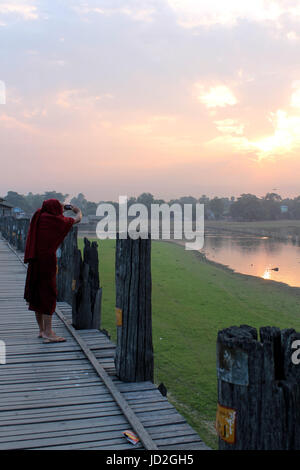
<box><xmin>72</xmin><ymin>237</ymin><xmax>102</xmax><ymax>330</ymax></box>
<box><xmin>0</xmin><ymin>216</ymin><xmax>30</xmax><ymax>252</ymax></box>
<box><xmin>216</xmin><ymin>325</ymin><xmax>300</xmax><ymax>450</ymax></box>
<box><xmin>16</xmin><ymin>218</ymin><xmax>30</xmax><ymax>252</ymax></box>
<box><xmin>57</xmin><ymin>226</ymin><xmax>78</xmax><ymax>304</ymax></box>
<box><xmin>115</xmin><ymin>234</ymin><xmax>154</xmax><ymax>382</ymax></box>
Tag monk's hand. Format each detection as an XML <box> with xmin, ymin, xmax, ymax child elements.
<box><xmin>63</xmin><ymin>203</ymin><xmax>73</xmax><ymax>212</ymax></box>
<box><xmin>71</xmin><ymin>205</ymin><xmax>80</xmax><ymax>214</ymax></box>
<box><xmin>72</xmin><ymin>205</ymin><xmax>83</xmax><ymax>224</ymax></box>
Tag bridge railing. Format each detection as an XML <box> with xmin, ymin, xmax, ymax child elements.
<box><xmin>0</xmin><ymin>216</ymin><xmax>30</xmax><ymax>252</ymax></box>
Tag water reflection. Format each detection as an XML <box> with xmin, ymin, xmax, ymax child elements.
<box><xmin>262</xmin><ymin>268</ymin><xmax>271</xmax><ymax>280</ymax></box>
<box><xmin>201</xmin><ymin>230</ymin><xmax>300</xmax><ymax>287</ymax></box>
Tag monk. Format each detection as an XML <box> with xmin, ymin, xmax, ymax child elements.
<box><xmin>24</xmin><ymin>199</ymin><xmax>82</xmax><ymax>343</ymax></box>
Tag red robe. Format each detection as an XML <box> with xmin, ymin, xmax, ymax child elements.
<box><xmin>24</xmin><ymin>199</ymin><xmax>75</xmax><ymax>315</ymax></box>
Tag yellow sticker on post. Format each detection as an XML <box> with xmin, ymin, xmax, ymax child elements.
<box><xmin>216</xmin><ymin>403</ymin><xmax>237</xmax><ymax>444</ymax></box>
<box><xmin>116</xmin><ymin>307</ymin><xmax>122</xmax><ymax>326</ymax></box>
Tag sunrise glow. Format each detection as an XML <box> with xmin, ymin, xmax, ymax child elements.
<box><xmin>1</xmin><ymin>1</ymin><xmax>300</xmax><ymax>199</ymax></box>
<box><xmin>196</xmin><ymin>84</ymin><xmax>238</xmax><ymax>109</ymax></box>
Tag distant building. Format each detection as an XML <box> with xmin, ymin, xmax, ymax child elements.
<box><xmin>12</xmin><ymin>207</ymin><xmax>26</xmax><ymax>219</ymax></box>
<box><xmin>280</xmin><ymin>205</ymin><xmax>288</xmax><ymax>214</ymax></box>
<box><xmin>0</xmin><ymin>198</ymin><xmax>13</xmax><ymax>216</ymax></box>
<box><xmin>206</xmin><ymin>209</ymin><xmax>215</xmax><ymax>220</ymax></box>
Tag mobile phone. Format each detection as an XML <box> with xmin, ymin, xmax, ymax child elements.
<box><xmin>64</xmin><ymin>204</ymin><xmax>73</xmax><ymax>211</ymax></box>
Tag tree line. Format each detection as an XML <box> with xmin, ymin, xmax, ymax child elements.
<box><xmin>1</xmin><ymin>190</ymin><xmax>300</xmax><ymax>221</ymax></box>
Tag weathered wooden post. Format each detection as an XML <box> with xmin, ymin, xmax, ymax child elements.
<box><xmin>83</xmin><ymin>238</ymin><xmax>102</xmax><ymax>325</ymax></box>
<box><xmin>0</xmin><ymin>216</ymin><xmax>30</xmax><ymax>251</ymax></box>
<box><xmin>216</xmin><ymin>325</ymin><xmax>300</xmax><ymax>450</ymax></box>
<box><xmin>57</xmin><ymin>230</ymin><xmax>102</xmax><ymax>330</ymax></box>
<box><xmin>57</xmin><ymin>226</ymin><xmax>78</xmax><ymax>304</ymax></box>
<box><xmin>72</xmin><ymin>237</ymin><xmax>102</xmax><ymax>330</ymax></box>
<box><xmin>16</xmin><ymin>218</ymin><xmax>30</xmax><ymax>252</ymax></box>
<box><xmin>115</xmin><ymin>233</ymin><xmax>154</xmax><ymax>382</ymax></box>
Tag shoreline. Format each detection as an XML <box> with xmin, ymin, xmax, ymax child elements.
<box><xmin>205</xmin><ymin>220</ymin><xmax>300</xmax><ymax>243</ymax></box>
<box><xmin>77</xmin><ymin>230</ymin><xmax>300</xmax><ymax>295</ymax></box>
<box><xmin>166</xmin><ymin>238</ymin><xmax>300</xmax><ymax>297</ymax></box>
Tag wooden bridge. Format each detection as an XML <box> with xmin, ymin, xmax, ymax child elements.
<box><xmin>0</xmin><ymin>237</ymin><xmax>209</xmax><ymax>450</ymax></box>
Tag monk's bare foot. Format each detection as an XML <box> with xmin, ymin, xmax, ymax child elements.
<box><xmin>43</xmin><ymin>334</ymin><xmax>66</xmax><ymax>343</ymax></box>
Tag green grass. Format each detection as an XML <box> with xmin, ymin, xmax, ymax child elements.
<box><xmin>78</xmin><ymin>237</ymin><xmax>300</xmax><ymax>449</ymax></box>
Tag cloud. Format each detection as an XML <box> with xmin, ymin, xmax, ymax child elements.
<box><xmin>167</xmin><ymin>0</ymin><xmax>300</xmax><ymax>28</ymax></box>
<box><xmin>55</xmin><ymin>89</ymin><xmax>114</xmax><ymax>110</ymax></box>
<box><xmin>0</xmin><ymin>2</ymin><xmax>38</xmax><ymax>21</ymax></box>
<box><xmin>121</xmin><ymin>114</ymin><xmax>178</xmax><ymax>137</ymax></box>
<box><xmin>208</xmin><ymin>108</ymin><xmax>300</xmax><ymax>161</ymax></box>
<box><xmin>22</xmin><ymin>107</ymin><xmax>47</xmax><ymax>119</ymax></box>
<box><xmin>290</xmin><ymin>81</ymin><xmax>300</xmax><ymax>108</ymax></box>
<box><xmin>214</xmin><ymin>119</ymin><xmax>244</xmax><ymax>135</ymax></box>
<box><xmin>286</xmin><ymin>31</ymin><xmax>300</xmax><ymax>41</ymax></box>
<box><xmin>252</xmin><ymin>110</ymin><xmax>300</xmax><ymax>157</ymax></box>
<box><xmin>195</xmin><ymin>83</ymin><xmax>238</xmax><ymax>108</ymax></box>
<box><xmin>0</xmin><ymin>113</ymin><xmax>39</xmax><ymax>133</ymax></box>
<box><xmin>119</xmin><ymin>113</ymin><xmax>202</xmax><ymax>159</ymax></box>
<box><xmin>73</xmin><ymin>4</ymin><xmax>156</xmax><ymax>23</ymax></box>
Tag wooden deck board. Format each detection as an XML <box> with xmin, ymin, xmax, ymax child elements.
<box><xmin>0</xmin><ymin>237</ymin><xmax>209</xmax><ymax>450</ymax></box>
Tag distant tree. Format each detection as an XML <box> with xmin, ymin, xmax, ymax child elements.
<box><xmin>261</xmin><ymin>193</ymin><xmax>281</xmax><ymax>220</ymax></box>
<box><xmin>178</xmin><ymin>196</ymin><xmax>197</xmax><ymax>206</ymax></box>
<box><xmin>70</xmin><ymin>193</ymin><xmax>86</xmax><ymax>208</ymax></box>
<box><xmin>26</xmin><ymin>192</ymin><xmax>43</xmax><ymax>211</ymax></box>
<box><xmin>71</xmin><ymin>193</ymin><xmax>98</xmax><ymax>215</ymax></box>
<box><xmin>287</xmin><ymin>196</ymin><xmax>300</xmax><ymax>219</ymax></box>
<box><xmin>4</xmin><ymin>191</ymin><xmax>30</xmax><ymax>212</ymax></box>
<box><xmin>4</xmin><ymin>190</ymin><xmax>68</xmax><ymax>214</ymax></box>
<box><xmin>6</xmin><ymin>190</ymin><xmax>300</xmax><ymax>221</ymax></box>
<box><xmin>199</xmin><ymin>195</ymin><xmax>210</xmax><ymax>204</ymax></box>
<box><xmin>264</xmin><ymin>193</ymin><xmax>282</xmax><ymax>202</ymax></box>
<box><xmin>209</xmin><ymin>197</ymin><xmax>225</xmax><ymax>219</ymax></box>
<box><xmin>127</xmin><ymin>196</ymin><xmax>137</xmax><ymax>207</ymax></box>
<box><xmin>43</xmin><ymin>191</ymin><xmax>68</xmax><ymax>202</ymax></box>
<box><xmin>230</xmin><ymin>194</ymin><xmax>264</xmax><ymax>221</ymax></box>
<box><xmin>136</xmin><ymin>192</ymin><xmax>155</xmax><ymax>208</ymax></box>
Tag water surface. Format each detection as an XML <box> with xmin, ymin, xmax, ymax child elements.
<box><xmin>201</xmin><ymin>230</ymin><xmax>300</xmax><ymax>288</ymax></box>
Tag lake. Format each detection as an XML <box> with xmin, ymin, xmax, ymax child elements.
<box><xmin>79</xmin><ymin>226</ymin><xmax>300</xmax><ymax>288</ymax></box>
<box><xmin>201</xmin><ymin>230</ymin><xmax>300</xmax><ymax>288</ymax></box>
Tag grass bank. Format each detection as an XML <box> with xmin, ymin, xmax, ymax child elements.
<box><xmin>206</xmin><ymin>219</ymin><xmax>300</xmax><ymax>241</ymax></box>
<box><xmin>78</xmin><ymin>237</ymin><xmax>300</xmax><ymax>449</ymax></box>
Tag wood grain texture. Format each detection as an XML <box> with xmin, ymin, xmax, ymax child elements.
<box><xmin>217</xmin><ymin>325</ymin><xmax>300</xmax><ymax>450</ymax></box>
<box><xmin>115</xmin><ymin>234</ymin><xmax>154</xmax><ymax>382</ymax></box>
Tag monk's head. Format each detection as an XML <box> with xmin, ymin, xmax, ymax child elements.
<box><xmin>41</xmin><ymin>199</ymin><xmax>63</xmax><ymax>216</ymax></box>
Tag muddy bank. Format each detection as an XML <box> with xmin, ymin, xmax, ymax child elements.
<box><xmin>205</xmin><ymin>220</ymin><xmax>300</xmax><ymax>244</ymax></box>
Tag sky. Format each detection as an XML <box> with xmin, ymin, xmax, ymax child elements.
<box><xmin>1</xmin><ymin>0</ymin><xmax>300</xmax><ymax>202</ymax></box>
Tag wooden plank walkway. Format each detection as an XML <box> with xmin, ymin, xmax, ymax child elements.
<box><xmin>0</xmin><ymin>237</ymin><xmax>209</xmax><ymax>450</ymax></box>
